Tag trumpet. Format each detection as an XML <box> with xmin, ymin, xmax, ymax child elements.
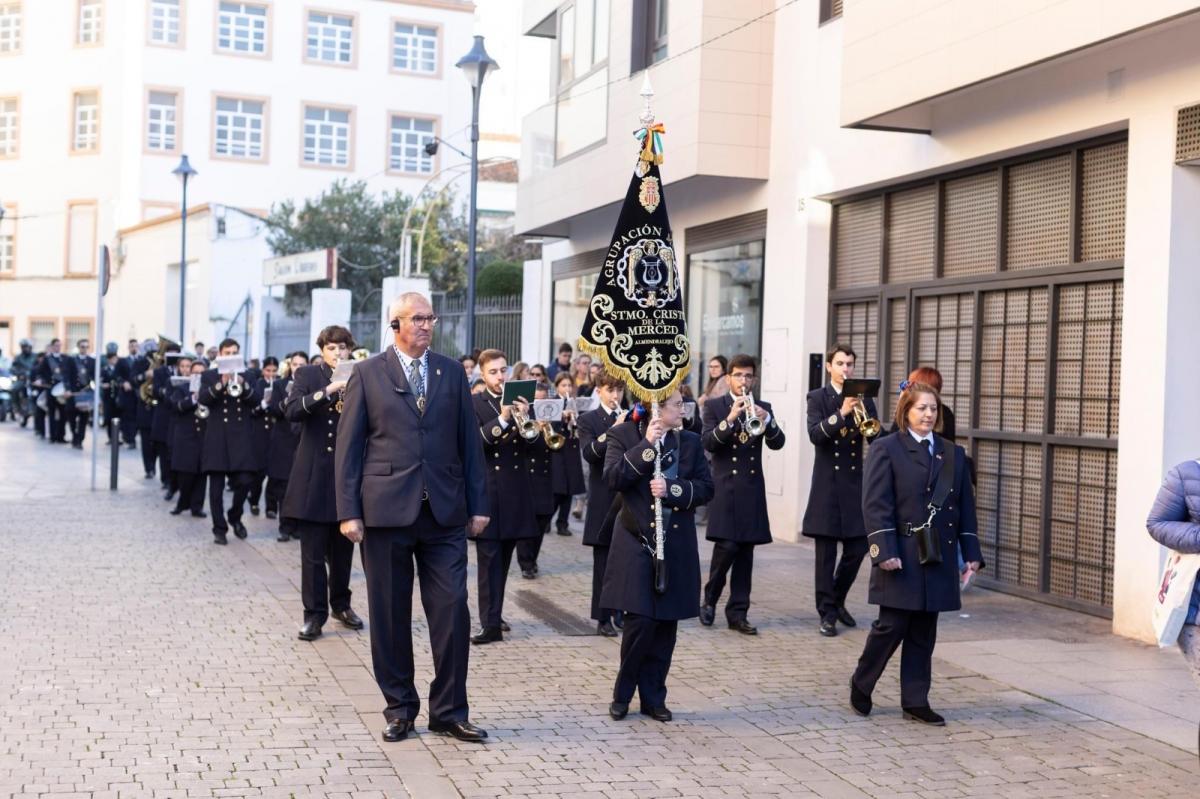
<box><xmin>195</xmin><ymin>403</ymin><xmax>210</xmax><ymax>420</ymax></box>
<box><xmin>741</xmin><ymin>388</ymin><xmax>765</xmax><ymax>437</ymax></box>
<box><xmin>512</xmin><ymin>406</ymin><xmax>541</xmax><ymax>441</ymax></box>
<box><xmin>852</xmin><ymin>395</ymin><xmax>881</xmax><ymax>437</ymax></box>
<box><xmin>541</xmin><ymin>421</ymin><xmax>566</xmax><ymax>450</ymax></box>
<box><xmin>227</xmin><ymin>373</ymin><xmax>244</xmax><ymax>398</ymax></box>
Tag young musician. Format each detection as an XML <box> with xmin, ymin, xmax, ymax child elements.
<box><xmin>802</xmin><ymin>345</ymin><xmax>880</xmax><ymax>636</ymax></box>
<box><xmin>168</xmin><ymin>358</ymin><xmax>208</xmax><ymax>517</ymax></box>
<box><xmin>601</xmin><ymin>390</ymin><xmax>713</xmax><ymax>722</ymax></box>
<box><xmin>700</xmin><ymin>354</ymin><xmax>786</xmax><ymax>634</ymax></box>
<box><xmin>577</xmin><ymin>373</ymin><xmax>627</xmax><ymax>636</ymax></box>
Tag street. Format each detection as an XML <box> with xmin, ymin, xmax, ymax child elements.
<box><xmin>0</xmin><ymin>425</ymin><xmax>1195</xmax><ymax>799</ymax></box>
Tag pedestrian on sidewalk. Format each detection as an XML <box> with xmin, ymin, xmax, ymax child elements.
<box><xmin>849</xmin><ymin>382</ymin><xmax>982</xmax><ymax>726</ymax></box>
<box><xmin>1146</xmin><ymin>457</ymin><xmax>1200</xmax><ymax>757</ymax></box>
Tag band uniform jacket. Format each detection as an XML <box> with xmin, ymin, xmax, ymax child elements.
<box><xmin>578</xmin><ymin>407</ymin><xmax>621</xmax><ymax>546</ymax></box>
<box><xmin>151</xmin><ymin>365</ymin><xmax>174</xmax><ymax>443</ymax></box>
<box><xmin>862</xmin><ymin>431</ymin><xmax>983</xmax><ymax>613</ymax></box>
<box><xmin>114</xmin><ymin>357</ymin><xmax>138</xmax><ymax>413</ymax></box>
<box><xmin>134</xmin><ymin>356</ymin><xmax>155</xmax><ymax>429</ymax></box>
<box><xmin>335</xmin><ymin>348</ymin><xmax>488</xmax><ymax>529</ymax></box>
<box><xmin>266</xmin><ymin>379</ymin><xmax>300</xmax><ymax>482</ymax></box>
<box><xmin>701</xmin><ymin>394</ymin><xmax>786</xmax><ymax>544</ymax></box>
<box><xmin>529</xmin><ymin>433</ymin><xmax>556</xmax><ymax>517</ymax></box>
<box><xmin>247</xmin><ymin>379</ymin><xmax>276</xmax><ymax>474</ymax></box>
<box><xmin>36</xmin><ymin>352</ymin><xmax>74</xmax><ymax>394</ymax></box>
<box><xmin>472</xmin><ymin>393</ymin><xmax>538</xmax><ymax>540</ymax></box>
<box><xmin>550</xmin><ymin>418</ymin><xmax>585</xmax><ymax>498</ymax></box>
<box><xmin>282</xmin><ymin>364</ymin><xmax>343</xmax><ymax>523</ymax></box>
<box><xmin>168</xmin><ymin>385</ymin><xmax>206</xmax><ymax>474</ymax></box>
<box><xmin>801</xmin><ymin>386</ymin><xmax>879</xmax><ymax>540</ymax></box>
<box><xmin>600</xmin><ymin>423</ymin><xmax>714</xmax><ymax>620</ymax></box>
<box><xmin>71</xmin><ymin>355</ymin><xmax>95</xmax><ymax>393</ymax></box>
<box><xmin>197</xmin><ymin>369</ymin><xmax>264</xmax><ymax>473</ymax></box>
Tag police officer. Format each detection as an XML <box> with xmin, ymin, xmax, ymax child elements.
<box><xmin>471</xmin><ymin>348</ymin><xmax>539</xmax><ymax>644</ymax></box>
<box><xmin>198</xmin><ymin>338</ymin><xmax>262</xmax><ymax>545</ymax></box>
<box><xmin>578</xmin><ymin>373</ymin><xmax>627</xmax><ymax>636</ymax></box>
<box><xmin>700</xmin><ymin>354</ymin><xmax>786</xmax><ymax>634</ymax></box>
<box><xmin>601</xmin><ymin>390</ymin><xmax>713</xmax><ymax>722</ymax></box>
<box><xmin>517</xmin><ymin>382</ymin><xmax>556</xmax><ymax>579</ymax></box>
<box><xmin>850</xmin><ymin>382</ymin><xmax>981</xmax><ymax>726</ymax></box>
<box><xmin>802</xmin><ymin>344</ymin><xmax>879</xmax><ymax>637</ymax></box>
<box><xmin>266</xmin><ymin>352</ymin><xmax>306</xmax><ymax>541</ymax></box>
<box><xmin>168</xmin><ymin>357</ymin><xmax>208</xmax><ymax>517</ymax></box>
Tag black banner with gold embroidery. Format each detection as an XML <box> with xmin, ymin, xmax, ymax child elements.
<box><xmin>577</xmin><ymin>133</ymin><xmax>690</xmax><ymax>405</ymax></box>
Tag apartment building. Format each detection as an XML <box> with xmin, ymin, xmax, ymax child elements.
<box><xmin>515</xmin><ymin>0</ymin><xmax>1200</xmax><ymax>641</ymax></box>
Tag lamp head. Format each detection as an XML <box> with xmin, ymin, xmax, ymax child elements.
<box><xmin>456</xmin><ymin>35</ymin><xmax>499</xmax><ymax>90</ymax></box>
<box><xmin>172</xmin><ymin>154</ymin><xmax>198</xmax><ymax>182</ymax></box>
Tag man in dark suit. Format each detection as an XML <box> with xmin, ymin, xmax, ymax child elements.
<box><xmin>132</xmin><ymin>341</ymin><xmax>158</xmax><ymax>478</ymax></box>
<box><xmin>802</xmin><ymin>344</ymin><xmax>880</xmax><ymax>637</ymax></box>
<box><xmin>114</xmin><ymin>341</ymin><xmax>139</xmax><ymax>448</ymax></box>
<box><xmin>336</xmin><ymin>291</ymin><xmax>490</xmax><ymax>744</ymax></box>
<box><xmin>68</xmin><ymin>338</ymin><xmax>96</xmax><ymax>449</ymax></box>
<box><xmin>578</xmin><ymin>373</ymin><xmax>627</xmax><ymax>636</ymax></box>
<box><xmin>151</xmin><ymin>345</ymin><xmax>181</xmax><ymax>495</ymax></box>
<box><xmin>168</xmin><ymin>357</ymin><xmax>208</xmax><ymax>517</ymax></box>
<box><xmin>470</xmin><ymin>349</ymin><xmax>539</xmax><ymax>644</ymax></box>
<box><xmin>700</xmin><ymin>354</ymin><xmax>786</xmax><ymax>634</ymax></box>
<box><xmin>36</xmin><ymin>339</ymin><xmax>71</xmax><ymax>443</ymax></box>
<box><xmin>284</xmin><ymin>327</ymin><xmax>363</xmax><ymax>641</ymax></box>
<box><xmin>198</xmin><ymin>338</ymin><xmax>262</xmax><ymax>545</ymax></box>
<box><xmin>601</xmin><ymin>390</ymin><xmax>713</xmax><ymax>722</ymax></box>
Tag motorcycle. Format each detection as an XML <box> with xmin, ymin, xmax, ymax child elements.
<box><xmin>0</xmin><ymin>368</ymin><xmax>13</xmax><ymax>422</ymax></box>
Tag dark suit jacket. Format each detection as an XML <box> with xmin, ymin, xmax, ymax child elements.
<box><xmin>863</xmin><ymin>431</ymin><xmax>982</xmax><ymax>612</ymax></box>
<box><xmin>197</xmin><ymin>369</ymin><xmax>263</xmax><ymax>473</ymax></box>
<box><xmin>472</xmin><ymin>392</ymin><xmax>538</xmax><ymax>540</ymax></box>
<box><xmin>599</xmin><ymin>423</ymin><xmax>713</xmax><ymax>620</ymax></box>
<box><xmin>151</xmin><ymin>365</ymin><xmax>174</xmax><ymax>442</ymax></box>
<box><xmin>701</xmin><ymin>393</ymin><xmax>786</xmax><ymax>544</ymax></box>
<box><xmin>283</xmin><ymin>365</ymin><xmax>341</xmax><ymax>522</ymax></box>
<box><xmin>578</xmin><ymin>406</ymin><xmax>621</xmax><ymax>546</ymax></box>
<box><xmin>168</xmin><ymin>386</ymin><xmax>205</xmax><ymax>473</ymax></box>
<box><xmin>801</xmin><ymin>385</ymin><xmax>879</xmax><ymax>539</ymax></box>
<box><xmin>335</xmin><ymin>348</ymin><xmax>488</xmax><ymax>529</ymax></box>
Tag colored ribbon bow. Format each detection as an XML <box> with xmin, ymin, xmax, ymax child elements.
<box><xmin>634</xmin><ymin>123</ymin><xmax>666</xmax><ymax>166</ymax></box>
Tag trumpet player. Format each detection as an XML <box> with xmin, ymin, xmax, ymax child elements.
<box><xmin>168</xmin><ymin>357</ymin><xmax>208</xmax><ymax>517</ymax></box>
<box><xmin>550</xmin><ymin>372</ymin><xmax>585</xmax><ymax>536</ymax></box>
<box><xmin>517</xmin><ymin>382</ymin><xmax>557</xmax><ymax>580</ymax></box>
<box><xmin>471</xmin><ymin>349</ymin><xmax>539</xmax><ymax>644</ymax></box>
<box><xmin>700</xmin><ymin>354</ymin><xmax>786</xmax><ymax>635</ymax></box>
<box><xmin>198</xmin><ymin>338</ymin><xmax>263</xmax><ymax>545</ymax></box>
<box><xmin>803</xmin><ymin>344</ymin><xmax>880</xmax><ymax>637</ymax></box>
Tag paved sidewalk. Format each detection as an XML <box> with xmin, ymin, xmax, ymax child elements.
<box><xmin>0</xmin><ymin>424</ymin><xmax>1196</xmax><ymax>798</ymax></box>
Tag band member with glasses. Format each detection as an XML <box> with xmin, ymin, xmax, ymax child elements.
<box><xmin>168</xmin><ymin>357</ymin><xmax>208</xmax><ymax>518</ymax></box>
<box><xmin>601</xmin><ymin>390</ymin><xmax>713</xmax><ymax>722</ymax></box>
<box><xmin>578</xmin><ymin>373</ymin><xmax>628</xmax><ymax>636</ymax></box>
<box><xmin>700</xmin><ymin>354</ymin><xmax>786</xmax><ymax>635</ymax></box>
<box><xmin>803</xmin><ymin>344</ymin><xmax>880</xmax><ymax>637</ymax></box>
<box><xmin>471</xmin><ymin>348</ymin><xmax>539</xmax><ymax>644</ymax></box>
<box><xmin>198</xmin><ymin>338</ymin><xmax>262</xmax><ymax>545</ymax></box>
<box><xmin>850</xmin><ymin>382</ymin><xmax>981</xmax><ymax>726</ymax></box>
<box><xmin>336</xmin><ymin>292</ymin><xmax>490</xmax><ymax>744</ymax></box>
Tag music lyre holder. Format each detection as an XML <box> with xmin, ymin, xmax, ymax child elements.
<box><xmin>841</xmin><ymin>378</ymin><xmax>881</xmax><ymax>398</ymax></box>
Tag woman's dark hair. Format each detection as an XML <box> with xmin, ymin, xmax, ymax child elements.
<box><xmin>218</xmin><ymin>337</ymin><xmax>239</xmax><ymax>351</ymax></box>
<box><xmin>316</xmin><ymin>325</ymin><xmax>355</xmax><ymax>349</ymax></box>
<box><xmin>706</xmin><ymin>354</ymin><xmax>729</xmax><ymax>394</ymax></box>
<box><xmin>262</xmin><ymin>356</ymin><xmax>279</xmax><ymax>368</ymax></box>
<box><xmin>309</xmin><ymin>353</ymin><xmax>323</xmax><ymax>364</ymax></box>
<box><xmin>553</xmin><ymin>371</ymin><xmax>573</xmax><ymax>388</ymax></box>
<box><xmin>894</xmin><ymin>381</ymin><xmax>942</xmax><ymax>434</ymax></box>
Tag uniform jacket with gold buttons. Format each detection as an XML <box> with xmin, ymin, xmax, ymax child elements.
<box><xmin>701</xmin><ymin>393</ymin><xmax>786</xmax><ymax>544</ymax></box>
<box><xmin>472</xmin><ymin>392</ymin><xmax>538</xmax><ymax>541</ymax></box>
<box><xmin>197</xmin><ymin>368</ymin><xmax>264</xmax><ymax>473</ymax></box>
<box><xmin>282</xmin><ymin>364</ymin><xmax>342</xmax><ymax>523</ymax></box>
<box><xmin>801</xmin><ymin>385</ymin><xmax>879</xmax><ymax>539</ymax></box>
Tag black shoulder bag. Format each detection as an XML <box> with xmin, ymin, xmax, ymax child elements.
<box><xmin>907</xmin><ymin>449</ymin><xmax>956</xmax><ymax>566</ymax></box>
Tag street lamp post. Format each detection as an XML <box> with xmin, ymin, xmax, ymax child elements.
<box><xmin>455</xmin><ymin>35</ymin><xmax>499</xmax><ymax>354</ymax></box>
<box><xmin>172</xmin><ymin>155</ymin><xmax>198</xmax><ymax>343</ymax></box>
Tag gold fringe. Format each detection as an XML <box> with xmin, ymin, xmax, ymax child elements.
<box><xmin>575</xmin><ymin>336</ymin><xmax>692</xmax><ymax>406</ymax></box>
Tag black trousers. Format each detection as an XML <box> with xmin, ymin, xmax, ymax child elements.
<box><xmin>590</xmin><ymin>544</ymin><xmax>615</xmax><ymax>622</ymax></box>
<box><xmin>475</xmin><ymin>538</ymin><xmax>522</xmax><ymax>629</ymax></box>
<box><xmin>207</xmin><ymin>470</ymin><xmax>253</xmax><ymax>534</ymax></box>
<box><xmin>173</xmin><ymin>472</ymin><xmax>206</xmax><ymax>514</ymax></box>
<box><xmin>119</xmin><ymin>408</ymin><xmax>137</xmax><ymax>445</ymax></box>
<box><xmin>704</xmin><ymin>540</ymin><xmax>756</xmax><ymax>623</ymax></box>
<box><xmin>70</xmin><ymin>405</ymin><xmax>90</xmax><ymax>446</ymax></box>
<box><xmin>265</xmin><ymin>477</ymin><xmax>287</xmax><ymax>515</ymax></box>
<box><xmin>139</xmin><ymin>427</ymin><xmax>155</xmax><ymax>474</ymax></box>
<box><xmin>248</xmin><ymin>470</ymin><xmax>265</xmax><ymax>507</ymax></box>
<box><xmin>552</xmin><ymin>493</ymin><xmax>572</xmax><ymax>530</ymax></box>
<box><xmin>361</xmin><ymin>503</ymin><xmax>470</xmax><ymax>724</ymax></box>
<box><xmin>852</xmin><ymin>607</ymin><xmax>939</xmax><ymax>708</ymax></box>
<box><xmin>516</xmin><ymin>514</ymin><xmax>551</xmax><ymax>572</ymax></box>
<box><xmin>297</xmin><ymin>520</ymin><xmax>354</xmax><ymax>625</ymax></box>
<box><xmin>156</xmin><ymin>442</ymin><xmax>172</xmax><ymax>488</ymax></box>
<box><xmin>613</xmin><ymin>613</ymin><xmax>677</xmax><ymax>708</ymax></box>
<box><xmin>814</xmin><ymin>535</ymin><xmax>869</xmax><ymax>621</ymax></box>
<box><xmin>48</xmin><ymin>400</ymin><xmax>66</xmax><ymax>442</ymax></box>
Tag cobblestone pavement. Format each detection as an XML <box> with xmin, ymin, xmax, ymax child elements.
<box><xmin>0</xmin><ymin>425</ymin><xmax>1196</xmax><ymax>798</ymax></box>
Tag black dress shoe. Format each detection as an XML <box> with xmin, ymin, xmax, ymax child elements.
<box><xmin>499</xmin><ymin>620</ymin><xmax>511</xmax><ymax>633</ymax></box>
<box><xmin>849</xmin><ymin>677</ymin><xmax>872</xmax><ymax>717</ymax></box>
<box><xmin>597</xmin><ymin>621</ymin><xmax>618</xmax><ymax>637</ymax></box>
<box><xmin>332</xmin><ymin>608</ymin><xmax>364</xmax><ymax>629</ymax></box>
<box><xmin>819</xmin><ymin>619</ymin><xmax>838</xmax><ymax>637</ymax></box>
<box><xmin>902</xmin><ymin>706</ymin><xmax>945</xmax><ymax>726</ymax></box>
<box><xmin>191</xmin><ymin>511</ymin><xmax>208</xmax><ymax>518</ymax></box>
<box><xmin>729</xmin><ymin>619</ymin><xmax>758</xmax><ymax>635</ymax></box>
<box><xmin>164</xmin><ymin>490</ymin><xmax>177</xmax><ymax>502</ymax></box>
<box><xmin>265</xmin><ymin>509</ymin><xmax>277</xmax><ymax>520</ymax></box>
<box><xmin>699</xmin><ymin>604</ymin><xmax>715</xmax><ymax>626</ymax></box>
<box><xmin>555</xmin><ymin>526</ymin><xmax>572</xmax><ymax>536</ymax></box>
<box><xmin>213</xmin><ymin>534</ymin><xmax>228</xmax><ymax>546</ymax></box>
<box><xmin>640</xmin><ymin>705</ymin><xmax>673</xmax><ymax>722</ymax></box>
<box><xmin>298</xmin><ymin>620</ymin><xmax>322</xmax><ymax>641</ymax></box>
<box><xmin>836</xmin><ymin>606</ymin><xmax>857</xmax><ymax>627</ymax></box>
<box><xmin>232</xmin><ymin>521</ymin><xmax>248</xmax><ymax>539</ymax></box>
<box><xmin>276</xmin><ymin>532</ymin><xmax>291</xmax><ymax>542</ymax></box>
<box><xmin>608</xmin><ymin>701</ymin><xmax>629</xmax><ymax>720</ymax></box>
<box><xmin>169</xmin><ymin>507</ymin><xmax>185</xmax><ymax>516</ymax></box>
<box><xmin>521</xmin><ymin>568</ymin><xmax>536</xmax><ymax>579</ymax></box>
<box><xmin>382</xmin><ymin>719</ymin><xmax>415</xmax><ymax>742</ymax></box>
<box><xmin>250</xmin><ymin>504</ymin><xmax>260</xmax><ymax>516</ymax></box>
<box><xmin>428</xmin><ymin>719</ymin><xmax>487</xmax><ymax>742</ymax></box>
<box><xmin>471</xmin><ymin>627</ymin><xmax>502</xmax><ymax>645</ymax></box>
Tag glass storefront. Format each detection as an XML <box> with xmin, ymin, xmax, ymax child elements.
<box><xmin>550</xmin><ymin>272</ymin><xmax>597</xmax><ymax>357</ymax></box>
<box><xmin>686</xmin><ymin>239</ymin><xmax>764</xmax><ymax>394</ymax></box>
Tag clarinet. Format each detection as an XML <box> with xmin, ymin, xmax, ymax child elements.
<box><xmin>651</xmin><ymin>401</ymin><xmax>668</xmax><ymax>595</ymax></box>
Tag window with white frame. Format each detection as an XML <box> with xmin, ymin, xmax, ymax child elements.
<box><xmin>29</xmin><ymin>320</ymin><xmax>56</xmax><ymax>351</ymax></box>
<box><xmin>391</xmin><ymin>22</ymin><xmax>437</xmax><ymax>74</ymax></box>
<box><xmin>0</xmin><ymin>2</ymin><xmax>21</xmax><ymax>54</ymax></box>
<box><xmin>77</xmin><ymin>0</ymin><xmax>102</xmax><ymax>45</ymax></box>
<box><xmin>72</xmin><ymin>91</ymin><xmax>99</xmax><ymax>152</ymax></box>
<box><xmin>216</xmin><ymin>1</ymin><xmax>267</xmax><ymax>56</ymax></box>
<box><xmin>306</xmin><ymin>10</ymin><xmax>353</xmax><ymax>65</ymax></box>
<box><xmin>302</xmin><ymin>105</ymin><xmax>351</xmax><ymax>167</ymax></box>
<box><xmin>0</xmin><ymin>98</ymin><xmax>17</xmax><ymax>157</ymax></box>
<box><xmin>388</xmin><ymin>115</ymin><xmax>434</xmax><ymax>174</ymax></box>
<box><xmin>214</xmin><ymin>96</ymin><xmax>265</xmax><ymax>160</ymax></box>
<box><xmin>146</xmin><ymin>91</ymin><xmax>178</xmax><ymax>152</ymax></box>
<box><xmin>0</xmin><ymin>207</ymin><xmax>15</xmax><ymax>274</ymax></box>
<box><xmin>148</xmin><ymin>0</ymin><xmax>181</xmax><ymax>45</ymax></box>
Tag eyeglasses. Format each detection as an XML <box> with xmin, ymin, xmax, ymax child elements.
<box><xmin>662</xmin><ymin>400</ymin><xmax>685</xmax><ymax>409</ymax></box>
<box><xmin>396</xmin><ymin>315</ymin><xmax>439</xmax><ymax>328</ymax></box>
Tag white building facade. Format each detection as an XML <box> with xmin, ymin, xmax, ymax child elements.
<box><xmin>0</xmin><ymin>0</ymin><xmax>476</xmax><ymax>356</ymax></box>
<box><xmin>515</xmin><ymin>0</ymin><xmax>1200</xmax><ymax>641</ymax></box>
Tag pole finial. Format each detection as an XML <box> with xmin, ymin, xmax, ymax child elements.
<box><xmin>639</xmin><ymin>73</ymin><xmax>655</xmax><ymax>126</ymax></box>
